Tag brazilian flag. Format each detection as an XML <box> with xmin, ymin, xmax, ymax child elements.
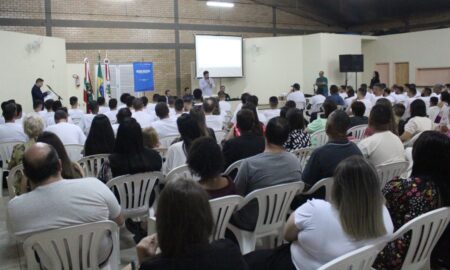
<box><xmin>96</xmin><ymin>53</ymin><xmax>104</xmax><ymax>98</ymax></box>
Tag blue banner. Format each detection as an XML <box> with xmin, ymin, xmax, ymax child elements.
<box><xmin>133</xmin><ymin>62</ymin><xmax>154</xmax><ymax>92</ymax></box>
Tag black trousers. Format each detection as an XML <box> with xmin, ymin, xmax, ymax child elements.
<box><xmin>244</xmin><ymin>244</ymin><xmax>296</xmax><ymax>270</ymax></box>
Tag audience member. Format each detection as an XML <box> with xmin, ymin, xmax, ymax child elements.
<box><xmin>339</xmin><ymin>85</ymin><xmax>348</xmax><ymax>99</ymax></box>
<box><xmin>80</xmin><ymin>100</ymin><xmax>99</xmax><ymax>134</ymax></box>
<box><xmin>400</xmin><ymin>99</ymin><xmax>432</xmax><ymax>142</ymax></box>
<box><xmin>190</xmin><ymin>106</ymin><xmax>216</xmax><ymax>140</ymax></box>
<box><xmin>119</xmin><ymin>93</ymin><xmax>131</xmax><ymax>109</ymax></box>
<box><xmin>245</xmin><ymin>156</ymin><xmax>393</xmax><ymax>270</ymax></box>
<box><xmin>188</xmin><ymin>137</ymin><xmax>237</xmax><ymax>199</ymax></box>
<box><xmin>228</xmin><ymin>102</ymin><xmax>264</xmax><ymax>140</ymax></box>
<box><xmin>97</xmin><ymin>96</ymin><xmax>109</xmax><ymax>114</ymax></box>
<box><xmin>263</xmin><ymin>96</ymin><xmax>281</xmax><ymax>121</ymax></box>
<box><xmin>358</xmin><ymin>104</ymin><xmax>405</xmax><ymax>167</ymax></box>
<box><xmin>286</xmin><ymin>83</ymin><xmax>306</xmax><ymax>109</ymax></box>
<box><xmin>183</xmin><ymin>96</ymin><xmax>193</xmax><ymax>112</ymax></box>
<box><xmin>33</xmin><ymin>100</ymin><xmax>44</xmax><ymax>115</ymax></box>
<box><xmin>193</xmin><ymin>88</ymin><xmax>204</xmax><ymax>106</ymax></box>
<box><xmin>232</xmin><ymin>117</ymin><xmax>302</xmax><ymax>230</ymax></box>
<box><xmin>68</xmin><ymin>96</ymin><xmax>84</xmax><ymax>124</ymax></box>
<box><xmin>104</xmin><ymin>98</ymin><xmax>118</xmax><ymax>124</ymax></box>
<box><xmin>325</xmin><ymin>85</ymin><xmax>344</xmax><ymax>106</ymax></box>
<box><xmin>308</xmin><ymin>88</ymin><xmax>326</xmax><ymax>114</ymax></box>
<box><xmin>349</xmin><ymin>101</ymin><xmax>368</xmax><ymax>128</ymax></box>
<box><xmin>45</xmin><ymin>110</ymin><xmax>86</xmax><ymax>145</ymax></box>
<box><xmin>0</xmin><ymin>103</ymin><xmax>27</xmax><ymax>143</ymax></box>
<box><xmin>99</xmin><ymin>118</ymin><xmax>162</xmax><ymax>183</ymax></box>
<box><xmin>42</xmin><ymin>99</ymin><xmax>54</xmax><ymax>125</ymax></box>
<box><xmin>146</xmin><ymin>94</ymin><xmax>159</xmax><ymax>114</ymax></box>
<box><xmin>393</xmin><ymin>103</ymin><xmax>406</xmax><ymax>135</ymax></box>
<box><xmin>218</xmin><ymin>90</ymin><xmax>231</xmax><ymax>114</ymax></box>
<box><xmin>427</xmin><ymin>96</ymin><xmax>440</xmax><ymax>122</ymax></box>
<box><xmin>84</xmin><ymin>114</ymin><xmax>115</xmax><ymax>156</ymax></box>
<box><xmin>230</xmin><ymin>93</ymin><xmax>251</xmax><ymax>125</ymax></box>
<box><xmin>344</xmin><ymin>86</ymin><xmax>356</xmax><ymax>108</ymax></box>
<box><xmin>303</xmin><ymin>110</ymin><xmax>362</xmax><ymax>187</ymax></box>
<box><xmin>174</xmin><ymin>98</ymin><xmax>184</xmax><ymax>117</ymax></box>
<box><xmin>126</xmin><ymin>95</ymin><xmax>136</xmax><ymax>110</ymax></box>
<box><xmin>150</xmin><ymin>102</ymin><xmax>178</xmax><ymax>138</ymax></box>
<box><xmin>355</xmin><ymin>87</ymin><xmax>373</xmax><ymax>117</ymax></box>
<box><xmin>142</xmin><ymin>127</ymin><xmax>160</xmax><ymax>149</ymax></box>
<box><xmin>284</xmin><ymin>108</ymin><xmax>310</xmax><ymax>152</ymax></box>
<box><xmin>112</xmin><ymin>107</ymin><xmax>132</xmax><ymax>136</ymax></box>
<box><xmin>222</xmin><ymin>109</ymin><xmax>265</xmax><ymax>169</ymax></box>
<box><xmin>132</xmin><ymin>98</ymin><xmax>154</xmax><ymax>128</ymax></box>
<box><xmin>204</xmin><ymin>99</ymin><xmax>223</xmax><ymax>131</ymax></box>
<box><xmin>372</xmin><ymin>83</ymin><xmax>384</xmax><ymax>102</ymax></box>
<box><xmin>306</xmin><ymin>100</ymin><xmax>337</xmax><ymax>136</ymax></box>
<box><xmin>375</xmin><ymin>131</ymin><xmax>450</xmax><ymax>269</ymax></box>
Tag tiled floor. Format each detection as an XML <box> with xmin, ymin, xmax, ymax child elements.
<box><xmin>0</xmin><ymin>188</ymin><xmax>138</xmax><ymax>270</ymax></box>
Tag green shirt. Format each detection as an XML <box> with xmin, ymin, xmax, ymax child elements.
<box><xmin>316</xmin><ymin>76</ymin><xmax>328</xmax><ymax>95</ymax></box>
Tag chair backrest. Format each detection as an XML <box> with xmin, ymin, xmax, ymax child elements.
<box><xmin>0</xmin><ymin>141</ymin><xmax>22</xmax><ymax>170</ymax></box>
<box><xmin>215</xmin><ymin>130</ymin><xmax>227</xmax><ymax>143</ymax></box>
<box><xmin>209</xmin><ymin>195</ymin><xmax>243</xmax><ymax>241</ymax></box>
<box><xmin>223</xmin><ymin>159</ymin><xmax>244</xmax><ymax>180</ymax></box>
<box><xmin>311</xmin><ymin>129</ymin><xmax>328</xmax><ymax>147</ymax></box>
<box><xmin>78</xmin><ymin>154</ymin><xmax>110</xmax><ymax>178</ymax></box>
<box><xmin>292</xmin><ymin>147</ymin><xmax>314</xmax><ymax>171</ymax></box>
<box><xmin>106</xmin><ymin>172</ymin><xmax>164</xmax><ymax>219</ymax></box>
<box><xmin>347</xmin><ymin>124</ymin><xmax>368</xmax><ymax>141</ymax></box>
<box><xmin>7</xmin><ymin>164</ymin><xmax>24</xmax><ymax>199</ymax></box>
<box><xmin>376</xmin><ymin>161</ymin><xmax>409</xmax><ymax>188</ymax></box>
<box><xmin>64</xmin><ymin>144</ymin><xmax>84</xmax><ymax>162</ymax></box>
<box><xmin>165</xmin><ymin>164</ymin><xmax>196</xmax><ymax>183</ymax></box>
<box><xmin>403</xmin><ymin>131</ymin><xmax>423</xmax><ymax>148</ymax></box>
<box><xmin>317</xmin><ymin>241</ymin><xmax>387</xmax><ymax>270</ymax></box>
<box><xmin>23</xmin><ymin>221</ymin><xmax>120</xmax><ymax>270</ymax></box>
<box><xmin>243</xmin><ymin>182</ymin><xmax>304</xmax><ymax>235</ymax></box>
<box><xmin>302</xmin><ymin>177</ymin><xmax>334</xmax><ymax>202</ymax></box>
<box><xmin>159</xmin><ymin>135</ymin><xmax>179</xmax><ymax>149</ymax></box>
<box><xmin>392</xmin><ymin>207</ymin><xmax>450</xmax><ymax>270</ymax></box>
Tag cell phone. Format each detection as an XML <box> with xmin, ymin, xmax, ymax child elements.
<box><xmin>435</xmin><ymin>114</ymin><xmax>441</xmax><ymax>124</ymax></box>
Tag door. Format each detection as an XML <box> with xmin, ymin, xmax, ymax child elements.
<box><xmin>375</xmin><ymin>63</ymin><xmax>390</xmax><ymax>86</ymax></box>
<box><xmin>395</xmin><ymin>62</ymin><xmax>409</xmax><ymax>84</ymax></box>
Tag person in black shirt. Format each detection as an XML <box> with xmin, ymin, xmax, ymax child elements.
<box><xmin>31</xmin><ymin>78</ymin><xmax>49</xmax><ymax>107</ymax></box>
<box><xmin>136</xmin><ymin>178</ymin><xmax>248</xmax><ymax>270</ymax></box>
<box><xmin>370</xmin><ymin>71</ymin><xmax>380</xmax><ymax>89</ymax></box>
<box><xmin>349</xmin><ymin>100</ymin><xmax>368</xmax><ymax>128</ymax></box>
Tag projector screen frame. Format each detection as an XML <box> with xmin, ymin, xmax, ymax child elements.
<box><xmin>194</xmin><ymin>34</ymin><xmax>244</xmax><ymax>79</ymax></box>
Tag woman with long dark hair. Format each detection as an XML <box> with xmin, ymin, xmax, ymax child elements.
<box><xmin>400</xmin><ymin>99</ymin><xmax>432</xmax><ymax>142</ymax></box>
<box><xmin>226</xmin><ymin>102</ymin><xmax>264</xmax><ymax>140</ymax></box>
<box><xmin>84</xmin><ymin>114</ymin><xmax>115</xmax><ymax>156</ymax></box>
<box><xmin>284</xmin><ymin>108</ymin><xmax>310</xmax><ymax>151</ymax></box>
<box><xmin>370</xmin><ymin>71</ymin><xmax>380</xmax><ymax>89</ymax></box>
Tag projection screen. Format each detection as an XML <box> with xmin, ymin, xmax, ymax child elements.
<box><xmin>195</xmin><ymin>35</ymin><xmax>243</xmax><ymax>78</ymax></box>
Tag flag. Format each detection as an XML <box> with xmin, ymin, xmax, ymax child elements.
<box><xmin>96</xmin><ymin>53</ymin><xmax>104</xmax><ymax>98</ymax></box>
<box><xmin>83</xmin><ymin>57</ymin><xmax>94</xmax><ymax>111</ymax></box>
<box><xmin>104</xmin><ymin>56</ymin><xmax>111</xmax><ymax>101</ymax></box>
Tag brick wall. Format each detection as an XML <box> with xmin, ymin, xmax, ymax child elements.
<box><xmin>0</xmin><ymin>0</ymin><xmax>341</xmax><ymax>95</ymax></box>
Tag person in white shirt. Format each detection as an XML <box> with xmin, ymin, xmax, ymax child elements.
<box><xmin>400</xmin><ymin>99</ymin><xmax>433</xmax><ymax>142</ymax></box>
<box><xmin>218</xmin><ymin>90</ymin><xmax>231</xmax><ymax>115</ymax></box>
<box><xmin>68</xmin><ymin>96</ymin><xmax>84</xmax><ymax>126</ymax></box>
<box><xmin>427</xmin><ymin>96</ymin><xmax>440</xmax><ymax>123</ymax></box>
<box><xmin>146</xmin><ymin>94</ymin><xmax>159</xmax><ymax>115</ymax></box>
<box><xmin>168</xmin><ymin>97</ymin><xmax>176</xmax><ymax>117</ymax></box>
<box><xmin>263</xmin><ymin>96</ymin><xmax>281</xmax><ymax>121</ymax></box>
<box><xmin>118</xmin><ymin>93</ymin><xmax>130</xmax><ymax>109</ymax></box>
<box><xmin>45</xmin><ymin>110</ymin><xmax>86</xmax><ymax>145</ymax></box>
<box><xmin>132</xmin><ymin>98</ymin><xmax>154</xmax><ymax>128</ymax></box>
<box><xmin>43</xmin><ymin>99</ymin><xmax>56</xmax><ymax>127</ymax></box>
<box><xmin>356</xmin><ymin>87</ymin><xmax>373</xmax><ymax>117</ymax></box>
<box><xmin>150</xmin><ymin>102</ymin><xmax>179</xmax><ymax>139</ymax></box>
<box><xmin>104</xmin><ymin>98</ymin><xmax>118</xmax><ymax>124</ymax></box>
<box><xmin>80</xmin><ymin>101</ymin><xmax>99</xmax><ymax>134</ymax></box>
<box><xmin>112</xmin><ymin>108</ymin><xmax>132</xmax><ymax>136</ymax></box>
<box><xmin>309</xmin><ymin>89</ymin><xmax>326</xmax><ymax>113</ymax></box>
<box><xmin>383</xmin><ymin>88</ymin><xmax>396</xmax><ymax>104</ymax></box>
<box><xmin>203</xmin><ymin>99</ymin><xmax>223</xmax><ymax>131</ymax></box>
<box><xmin>393</xmin><ymin>85</ymin><xmax>408</xmax><ymax>105</ymax></box>
<box><xmin>97</xmin><ymin>96</ymin><xmax>110</xmax><ymax>114</ymax></box>
<box><xmin>0</xmin><ymin>103</ymin><xmax>27</xmax><ymax>143</ymax></box>
<box><xmin>344</xmin><ymin>87</ymin><xmax>357</xmax><ymax>108</ymax></box>
<box><xmin>230</xmin><ymin>93</ymin><xmax>250</xmax><ymax>125</ymax></box>
<box><xmin>420</xmin><ymin>87</ymin><xmax>432</xmax><ymax>108</ymax></box>
<box><xmin>199</xmin><ymin>70</ymin><xmax>215</xmax><ymax>97</ymax></box>
<box><xmin>246</xmin><ymin>156</ymin><xmax>393</xmax><ymax>270</ymax></box>
<box><xmin>246</xmin><ymin>95</ymin><xmax>267</xmax><ymax>125</ymax></box>
<box><xmin>372</xmin><ymin>83</ymin><xmax>385</xmax><ymax>103</ymax></box>
<box><xmin>286</xmin><ymin>83</ymin><xmax>306</xmax><ymax>109</ymax></box>
<box><xmin>404</xmin><ymin>84</ymin><xmax>419</xmax><ymax>116</ymax></box>
<box><xmin>338</xmin><ymin>85</ymin><xmax>348</xmax><ymax>99</ymax></box>
<box><xmin>173</xmin><ymin>98</ymin><xmax>185</xmax><ymax>119</ymax></box>
<box><xmin>358</xmin><ymin>104</ymin><xmax>405</xmax><ymax>167</ymax></box>
<box><xmin>7</xmin><ymin>143</ymin><xmax>124</xmax><ymax>265</ymax></box>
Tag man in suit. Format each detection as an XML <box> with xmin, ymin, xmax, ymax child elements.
<box><xmin>31</xmin><ymin>78</ymin><xmax>49</xmax><ymax>107</ymax></box>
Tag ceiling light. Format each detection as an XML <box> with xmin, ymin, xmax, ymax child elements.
<box><xmin>206</xmin><ymin>1</ymin><xmax>234</xmax><ymax>8</ymax></box>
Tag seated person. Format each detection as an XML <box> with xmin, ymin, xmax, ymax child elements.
<box><xmin>142</xmin><ymin>127</ymin><xmax>160</xmax><ymax>149</ymax></box>
<box><xmin>8</xmin><ymin>143</ymin><xmax>123</xmax><ymax>266</ymax></box>
<box><xmin>150</xmin><ymin>102</ymin><xmax>179</xmax><ymax>138</ymax></box>
<box><xmin>45</xmin><ymin>110</ymin><xmax>86</xmax><ymax>145</ymax></box>
<box><xmin>306</xmin><ymin>100</ymin><xmax>337</xmax><ymax>135</ymax></box>
<box><xmin>80</xmin><ymin>101</ymin><xmax>99</xmax><ymax>134</ymax></box>
<box><xmin>427</xmin><ymin>96</ymin><xmax>440</xmax><ymax>123</ymax></box>
<box><xmin>132</xmin><ymin>98</ymin><xmax>155</xmax><ymax>128</ymax></box>
<box><xmin>84</xmin><ymin>114</ymin><xmax>115</xmax><ymax>156</ymax></box>
<box><xmin>0</xmin><ymin>103</ymin><xmax>28</xmax><ymax>143</ymax></box>
<box><xmin>244</xmin><ymin>156</ymin><xmax>393</xmax><ymax>270</ymax></box>
<box><xmin>283</xmin><ymin>108</ymin><xmax>311</xmax><ymax>152</ymax></box>
<box><xmin>218</xmin><ymin>90</ymin><xmax>231</xmax><ymax>114</ymax></box>
<box><xmin>187</xmin><ymin>137</ymin><xmax>237</xmax><ymax>199</ymax></box>
<box><xmin>227</xmin><ymin>103</ymin><xmax>264</xmax><ymax>140</ymax></box>
<box><xmin>400</xmin><ymin>99</ymin><xmax>433</xmax><ymax>142</ymax></box>
<box><xmin>112</xmin><ymin>108</ymin><xmax>132</xmax><ymax>136</ymax></box>
<box><xmin>135</xmin><ymin>179</ymin><xmax>247</xmax><ymax>270</ymax></box>
<box><xmin>307</xmin><ymin>89</ymin><xmax>326</xmax><ymax>121</ymax></box>
<box><xmin>204</xmin><ymin>99</ymin><xmax>224</xmax><ymax>131</ymax></box>
<box><xmin>232</xmin><ymin>117</ymin><xmax>302</xmax><ymax>230</ymax></box>
<box><xmin>222</xmin><ymin>109</ymin><xmax>265</xmax><ymax>168</ymax></box>
<box><xmin>358</xmin><ymin>104</ymin><xmax>405</xmax><ymax>167</ymax></box>
<box><xmin>325</xmin><ymin>85</ymin><xmax>345</xmax><ymax>106</ymax></box>
<box><xmin>263</xmin><ymin>96</ymin><xmax>281</xmax><ymax>121</ymax></box>
<box><xmin>348</xmin><ymin>101</ymin><xmax>368</xmax><ymax>128</ymax></box>
<box><xmin>303</xmin><ymin>110</ymin><xmax>362</xmax><ymax>188</ymax></box>
<box><xmin>393</xmin><ymin>103</ymin><xmax>406</xmax><ymax>135</ymax></box>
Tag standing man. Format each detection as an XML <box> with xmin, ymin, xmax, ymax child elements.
<box><xmin>315</xmin><ymin>71</ymin><xmax>329</xmax><ymax>96</ymax></box>
<box><xmin>199</xmin><ymin>70</ymin><xmax>215</xmax><ymax>97</ymax></box>
<box><xmin>31</xmin><ymin>78</ymin><xmax>50</xmax><ymax>107</ymax></box>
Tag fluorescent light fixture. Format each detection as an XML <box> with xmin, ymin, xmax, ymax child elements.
<box><xmin>207</xmin><ymin>1</ymin><xmax>234</xmax><ymax>8</ymax></box>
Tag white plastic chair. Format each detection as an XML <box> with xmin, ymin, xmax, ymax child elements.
<box><xmin>159</xmin><ymin>135</ymin><xmax>179</xmax><ymax>148</ymax></box>
<box><xmin>223</xmin><ymin>159</ymin><xmax>244</xmax><ymax>180</ymax></box>
<box><xmin>295</xmin><ymin>101</ymin><xmax>306</xmax><ymax>110</ymax></box>
<box><xmin>7</xmin><ymin>164</ymin><xmax>24</xmax><ymax>199</ymax></box>
<box><xmin>376</xmin><ymin>161</ymin><xmax>409</xmax><ymax>189</ymax></box>
<box><xmin>292</xmin><ymin>147</ymin><xmax>314</xmax><ymax>171</ymax></box>
<box><xmin>311</xmin><ymin>129</ymin><xmax>328</xmax><ymax>147</ymax></box>
<box><xmin>228</xmin><ymin>182</ymin><xmax>305</xmax><ymax>254</ymax></box>
<box><xmin>318</xmin><ymin>240</ymin><xmax>387</xmax><ymax>270</ymax></box>
<box><xmin>302</xmin><ymin>177</ymin><xmax>334</xmax><ymax>202</ymax></box>
<box><xmin>23</xmin><ymin>221</ymin><xmax>120</xmax><ymax>270</ymax></box>
<box><xmin>64</xmin><ymin>144</ymin><xmax>84</xmax><ymax>162</ymax></box>
<box><xmin>347</xmin><ymin>124</ymin><xmax>368</xmax><ymax>141</ymax></box>
<box><xmin>78</xmin><ymin>154</ymin><xmax>110</xmax><ymax>178</ymax></box>
<box><xmin>0</xmin><ymin>141</ymin><xmax>22</xmax><ymax>197</ymax></box>
<box><xmin>210</xmin><ymin>195</ymin><xmax>244</xmax><ymax>241</ymax></box>
<box><xmin>107</xmin><ymin>172</ymin><xmax>164</xmax><ymax>219</ymax></box>
<box><xmin>165</xmin><ymin>164</ymin><xmax>196</xmax><ymax>183</ymax></box>
<box><xmin>390</xmin><ymin>207</ymin><xmax>450</xmax><ymax>270</ymax></box>
<box><xmin>403</xmin><ymin>131</ymin><xmax>423</xmax><ymax>148</ymax></box>
<box><xmin>215</xmin><ymin>130</ymin><xmax>227</xmax><ymax>143</ymax></box>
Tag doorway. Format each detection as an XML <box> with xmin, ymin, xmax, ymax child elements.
<box><xmin>395</xmin><ymin>62</ymin><xmax>409</xmax><ymax>84</ymax></box>
<box><xmin>375</xmin><ymin>63</ymin><xmax>390</xmax><ymax>86</ymax></box>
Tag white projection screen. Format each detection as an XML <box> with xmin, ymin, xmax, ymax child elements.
<box><xmin>195</xmin><ymin>35</ymin><xmax>243</xmax><ymax>78</ymax></box>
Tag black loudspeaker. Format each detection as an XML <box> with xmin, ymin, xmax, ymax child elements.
<box><xmin>339</xmin><ymin>54</ymin><xmax>364</xmax><ymax>72</ymax></box>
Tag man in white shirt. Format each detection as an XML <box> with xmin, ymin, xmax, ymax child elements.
<box><xmin>68</xmin><ymin>96</ymin><xmax>84</xmax><ymax>126</ymax></box>
<box><xmin>263</xmin><ymin>96</ymin><xmax>281</xmax><ymax>121</ymax></box>
<box><xmin>355</xmin><ymin>87</ymin><xmax>373</xmax><ymax>117</ymax></box>
<box><xmin>80</xmin><ymin>101</ymin><xmax>99</xmax><ymax>134</ymax></box>
<box><xmin>45</xmin><ymin>110</ymin><xmax>86</xmax><ymax>145</ymax></box>
<box><xmin>97</xmin><ymin>96</ymin><xmax>110</xmax><ymax>114</ymax></box>
<box><xmin>199</xmin><ymin>70</ymin><xmax>215</xmax><ymax>97</ymax></box>
<box><xmin>393</xmin><ymin>85</ymin><xmax>408</xmax><ymax>105</ymax></box>
<box><xmin>43</xmin><ymin>99</ymin><xmax>56</xmax><ymax>127</ymax></box>
<box><xmin>132</xmin><ymin>98</ymin><xmax>154</xmax><ymax>128</ymax></box>
<box><xmin>218</xmin><ymin>90</ymin><xmax>231</xmax><ymax>115</ymax></box>
<box><xmin>309</xmin><ymin>89</ymin><xmax>326</xmax><ymax>113</ymax></box>
<box><xmin>372</xmin><ymin>83</ymin><xmax>384</xmax><ymax>103</ymax></box>
<box><xmin>203</xmin><ymin>99</ymin><xmax>223</xmax><ymax>131</ymax></box>
<box><xmin>420</xmin><ymin>87</ymin><xmax>432</xmax><ymax>108</ymax></box>
<box><xmin>150</xmin><ymin>102</ymin><xmax>179</xmax><ymax>138</ymax></box>
<box><xmin>104</xmin><ymin>98</ymin><xmax>118</xmax><ymax>124</ymax></box>
<box><xmin>286</xmin><ymin>83</ymin><xmax>306</xmax><ymax>109</ymax></box>
<box><xmin>0</xmin><ymin>103</ymin><xmax>27</xmax><ymax>143</ymax></box>
<box><xmin>8</xmin><ymin>143</ymin><xmax>123</xmax><ymax>262</ymax></box>
<box><xmin>146</xmin><ymin>94</ymin><xmax>159</xmax><ymax>115</ymax></box>
<box><xmin>173</xmin><ymin>98</ymin><xmax>185</xmax><ymax>119</ymax></box>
